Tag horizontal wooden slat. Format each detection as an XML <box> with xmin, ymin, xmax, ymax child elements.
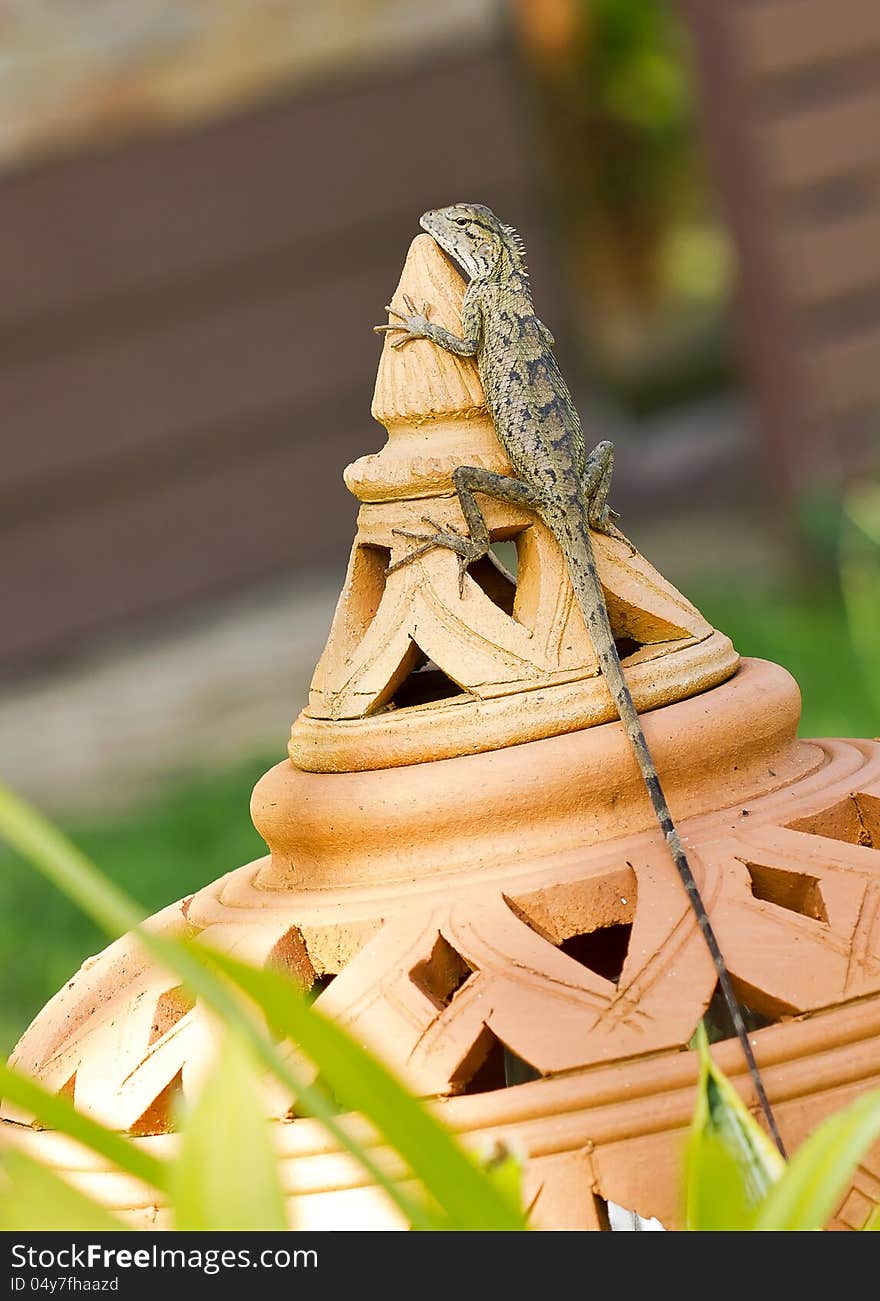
<box><xmin>0</xmin><ymin>262</ymin><xmax>392</xmax><ymax>503</ymax></box>
<box><xmin>0</xmin><ymin>408</ymin><xmax>369</xmax><ymax>672</ymax></box>
<box><xmin>800</xmin><ymin>325</ymin><xmax>880</xmax><ymax>419</ymax></box>
<box><xmin>0</xmin><ymin>185</ymin><xmax>541</xmax><ymax>510</ymax></box>
<box><xmin>782</xmin><ymin>211</ymin><xmax>880</xmax><ymax>303</ymax></box>
<box><xmin>762</xmin><ymin>90</ymin><xmax>880</xmax><ymax>190</ymax></box>
<box><xmin>0</xmin><ymin>43</ymin><xmax>555</xmax><ymax>670</ymax></box>
<box><xmin>739</xmin><ymin>0</ymin><xmax>880</xmax><ymax>80</ymax></box>
<box><xmin>0</xmin><ymin>49</ymin><xmax>527</xmax><ymax>332</ymax></box>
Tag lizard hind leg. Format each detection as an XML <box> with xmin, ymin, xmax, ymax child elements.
<box><xmin>582</xmin><ymin>439</ymin><xmax>619</xmax><ymax>533</ymax></box>
<box><xmin>386</xmin><ymin>465</ymin><xmax>545</xmax><ymax>596</ymax></box>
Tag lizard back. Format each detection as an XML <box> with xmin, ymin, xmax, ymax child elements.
<box><xmin>470</xmin><ymin>270</ymin><xmax>588</xmax><ymax>510</ymax></box>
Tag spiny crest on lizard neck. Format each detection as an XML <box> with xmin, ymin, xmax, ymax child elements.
<box><xmin>420</xmin><ymin>202</ymin><xmax>529</xmax><ymax>285</ymax></box>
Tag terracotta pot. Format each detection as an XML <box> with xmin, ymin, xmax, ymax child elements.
<box><xmin>4</xmin><ymin>236</ymin><xmax>880</xmax><ymax>1231</ymax></box>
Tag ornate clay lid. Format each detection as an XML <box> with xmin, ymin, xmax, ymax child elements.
<box><xmin>293</xmin><ymin>235</ymin><xmax>738</xmax><ymax>772</ymax></box>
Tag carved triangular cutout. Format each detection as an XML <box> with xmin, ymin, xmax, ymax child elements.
<box><xmin>602</xmin><ymin>587</ymin><xmax>690</xmax><ymax>647</ymax></box>
<box><xmin>744</xmin><ymin>860</ymin><xmax>828</xmax><ymax>922</ymax></box>
<box><xmin>374</xmin><ymin>635</ymin><xmax>469</xmax><ymax>713</ymax></box>
<box><xmin>613</xmin><ymin>635</ymin><xmax>644</xmax><ymax>661</ymax></box>
<box><xmin>389</xmin><ymin>650</ymin><xmax>468</xmax><ymax>710</ymax></box>
<box><xmin>57</xmin><ymin>1072</ymin><xmax>77</xmax><ymax>1102</ymax></box>
<box><xmin>148</xmin><ymin>985</ymin><xmax>196</xmax><ymax>1046</ymax></box>
<box><xmin>467</xmin><ymin>551</ymin><xmax>517</xmax><ymax>617</ymax></box>
<box><xmin>268</xmin><ymin>925</ymin><xmax>317</xmax><ymax>987</ymax></box>
<box><xmin>559</xmin><ymin>923</ymin><xmax>633</xmax><ymax>985</ymax></box>
<box><xmin>308</xmin><ymin>974</ymin><xmax>336</xmax><ymax>1002</ymax></box>
<box><xmin>701</xmin><ymin>981</ymin><xmax>783</xmax><ymax>1043</ymax></box>
<box><xmin>856</xmin><ymin>793</ymin><xmax>880</xmax><ymax>845</ymax></box>
<box><xmin>129</xmin><ymin>1069</ymin><xmax>184</xmax><ymax>1136</ymax></box>
<box><xmin>503</xmin><ymin>1046</ymin><xmax>541</xmax><ymax>1086</ymax></box>
<box><xmin>410</xmin><ymin>934</ymin><xmax>472</xmax><ymax>1009</ymax></box>
<box><xmin>454</xmin><ymin>1027</ymin><xmax>539</xmax><ymax>1095</ymax></box>
<box><xmin>329</xmin><ymin>544</ymin><xmax>391</xmax><ymax>661</ymax></box>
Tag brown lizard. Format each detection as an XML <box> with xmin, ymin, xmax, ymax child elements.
<box><xmin>375</xmin><ymin>202</ymin><xmax>785</xmax><ymax>1155</ymax></box>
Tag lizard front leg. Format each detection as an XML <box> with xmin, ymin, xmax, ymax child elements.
<box><xmin>581</xmin><ymin>439</ymin><xmax>619</xmax><ymax>533</ymax></box>
<box><xmin>387</xmin><ymin>466</ymin><xmax>544</xmax><ymax>595</ymax></box>
<box><xmin>373</xmin><ymin>294</ymin><xmax>478</xmax><ymax>357</ymax></box>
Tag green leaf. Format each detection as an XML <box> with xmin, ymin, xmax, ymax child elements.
<box><xmin>0</xmin><ymin>785</ymin><xmax>142</xmax><ymax>937</ymax></box>
<box><xmin>0</xmin><ymin>1149</ymin><xmax>126</xmax><ymax>1231</ymax></box>
<box><xmin>482</xmin><ymin>1144</ymin><xmax>526</xmax><ymax>1220</ymax></box>
<box><xmin>755</xmin><ymin>1090</ymin><xmax>880</xmax><ymax>1231</ymax></box>
<box><xmin>0</xmin><ymin>1060</ymin><xmax>167</xmax><ymax>1193</ymax></box>
<box><xmin>144</xmin><ymin>933</ymin><xmax>442</xmax><ymax>1229</ymax></box>
<box><xmin>686</xmin><ymin>1134</ymin><xmax>761</xmax><ymax>1231</ymax></box>
<box><xmin>0</xmin><ymin>786</ymin><xmax>516</xmax><ymax>1230</ymax></box>
<box><xmin>0</xmin><ymin>786</ymin><xmax>435</xmax><ymax>1228</ymax></box>
<box><xmin>171</xmin><ymin>1033</ymin><xmax>287</xmax><ymax>1231</ymax></box>
<box><xmin>686</xmin><ymin>1024</ymin><xmax>784</xmax><ymax>1230</ymax></box>
<box><xmin>201</xmin><ymin>949</ymin><xmax>528</xmax><ymax>1232</ymax></box>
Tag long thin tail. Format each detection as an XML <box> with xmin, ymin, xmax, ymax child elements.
<box><xmin>565</xmin><ymin>523</ymin><xmax>786</xmax><ymax>1157</ymax></box>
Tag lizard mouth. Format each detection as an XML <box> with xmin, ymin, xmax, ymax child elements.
<box><xmin>419</xmin><ymin>227</ymin><xmax>472</xmax><ymax>283</ymax></box>
<box><xmin>419</xmin><ymin>211</ymin><xmax>474</xmax><ymax>282</ymax></box>
<box><xmin>434</xmin><ymin>241</ymin><xmax>472</xmax><ymax>283</ymax></box>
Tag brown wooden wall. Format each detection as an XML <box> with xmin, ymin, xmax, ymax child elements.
<box><xmin>0</xmin><ymin>45</ymin><xmax>551</xmax><ymax>676</ymax></box>
<box><xmin>683</xmin><ymin>0</ymin><xmax>880</xmax><ymax>495</ymax></box>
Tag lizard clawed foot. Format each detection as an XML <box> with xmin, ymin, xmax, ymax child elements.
<box><xmin>387</xmin><ymin>521</ymin><xmax>484</xmax><ymax>596</ymax></box>
<box><xmin>385</xmin><ymin>540</ymin><xmax>438</xmax><ymax>575</ymax></box>
<box><xmin>372</xmin><ymin>296</ymin><xmax>434</xmax><ymax>348</ymax></box>
<box><xmin>588</xmin><ymin>504</ymin><xmax>621</xmax><ymax>534</ymax></box>
<box><xmin>419</xmin><ymin>515</ymin><xmax>462</xmax><ymax>536</ymax></box>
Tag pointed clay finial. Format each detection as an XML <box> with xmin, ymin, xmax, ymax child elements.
<box><xmin>345</xmin><ymin>235</ymin><xmax>511</xmax><ymax>503</ymax></box>
<box><xmin>291</xmin><ymin>234</ymin><xmax>740</xmax><ymax>773</ymax></box>
<box><xmin>371</xmin><ymin>233</ymin><xmax>485</xmax><ymax>427</ymax></box>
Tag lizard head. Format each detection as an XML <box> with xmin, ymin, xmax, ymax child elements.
<box><xmin>420</xmin><ymin>203</ymin><xmax>519</xmax><ymax>280</ymax></box>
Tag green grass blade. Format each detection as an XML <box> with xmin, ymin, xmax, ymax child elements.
<box><xmin>755</xmin><ymin>1091</ymin><xmax>880</xmax><ymax>1231</ymax></box>
<box><xmin>171</xmin><ymin>1033</ymin><xmax>287</xmax><ymax>1231</ymax></box>
<box><xmin>1</xmin><ymin>1149</ymin><xmax>126</xmax><ymax>1231</ymax></box>
<box><xmin>686</xmin><ymin>1135</ymin><xmax>761</xmax><ymax>1231</ymax></box>
<box><xmin>482</xmin><ymin>1146</ymin><xmax>525</xmax><ymax>1216</ymax></box>
<box><xmin>0</xmin><ymin>1061</ymin><xmax>167</xmax><ymax>1193</ymax></box>
<box><xmin>201</xmin><ymin>949</ymin><xmax>528</xmax><ymax>1231</ymax></box>
<box><xmin>143</xmin><ymin>933</ymin><xmax>441</xmax><ymax>1229</ymax></box>
<box><xmin>0</xmin><ymin>785</ymin><xmax>141</xmax><ymax>936</ymax></box>
<box><xmin>686</xmin><ymin>1024</ymin><xmax>784</xmax><ymax>1230</ymax></box>
<box><xmin>0</xmin><ymin>786</ymin><xmax>446</xmax><ymax>1229</ymax></box>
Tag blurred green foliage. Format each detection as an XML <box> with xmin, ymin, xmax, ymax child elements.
<box><xmin>522</xmin><ymin>0</ymin><xmax>733</xmax><ymax>407</ymax></box>
<box><xmin>687</xmin><ymin>1024</ymin><xmax>880</xmax><ymax>1231</ymax></box>
<box><xmin>689</xmin><ymin>582</ymin><xmax>880</xmax><ymax>742</ymax></box>
<box><xmin>566</xmin><ymin>0</ymin><xmax>695</xmax><ymax>234</ymax></box>
<box><xmin>839</xmin><ymin>483</ymin><xmax>880</xmax><ymax>720</ymax></box>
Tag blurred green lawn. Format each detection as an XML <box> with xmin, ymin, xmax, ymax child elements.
<box><xmin>2</xmin><ymin>583</ymin><xmax>878</xmax><ymax>1057</ymax></box>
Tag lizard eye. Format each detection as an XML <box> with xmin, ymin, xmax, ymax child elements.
<box><xmin>454</xmin><ymin>218</ymin><xmax>468</xmax><ymax>227</ymax></box>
